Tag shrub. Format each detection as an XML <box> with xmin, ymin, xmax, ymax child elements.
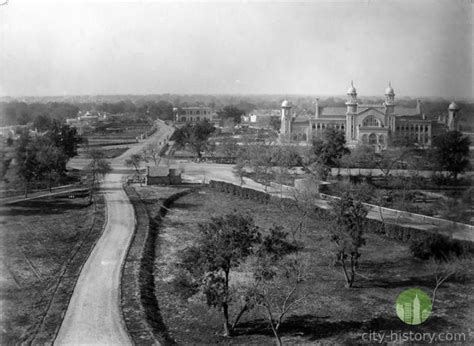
<box><xmin>409</xmin><ymin>233</ymin><xmax>467</xmax><ymax>261</ymax></box>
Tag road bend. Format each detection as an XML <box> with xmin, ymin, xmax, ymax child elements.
<box><xmin>55</xmin><ymin>122</ymin><xmax>174</xmax><ymax>345</ymax></box>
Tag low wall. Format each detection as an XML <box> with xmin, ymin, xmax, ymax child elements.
<box><xmin>122</xmin><ymin>186</ymin><xmax>194</xmax><ymax>345</ymax></box>
<box><xmin>331</xmin><ymin>167</ymin><xmax>474</xmax><ymax>178</ymax></box>
<box><xmin>208</xmin><ymin>179</ymin><xmax>474</xmax><ymax>243</ymax></box>
<box><xmin>318</xmin><ymin>193</ymin><xmax>474</xmax><ymax>236</ymax></box>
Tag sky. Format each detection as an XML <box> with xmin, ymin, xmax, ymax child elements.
<box><xmin>0</xmin><ymin>0</ymin><xmax>472</xmax><ymax>99</ymax></box>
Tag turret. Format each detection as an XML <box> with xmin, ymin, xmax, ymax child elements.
<box><xmin>280</xmin><ymin>99</ymin><xmax>292</xmax><ymax>138</ymax></box>
<box><xmin>384</xmin><ymin>82</ymin><xmax>395</xmax><ymax>114</ymax></box>
<box><xmin>447</xmin><ymin>101</ymin><xmax>460</xmax><ymax>131</ymax></box>
<box><xmin>345</xmin><ymin>81</ymin><xmax>358</xmax><ymax>114</ymax></box>
<box><xmin>314</xmin><ymin>97</ymin><xmax>320</xmax><ymax>119</ymax></box>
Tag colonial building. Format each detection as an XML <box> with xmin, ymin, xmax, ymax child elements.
<box><xmin>173</xmin><ymin>106</ymin><xmax>215</xmax><ymax>123</ymax></box>
<box><xmin>279</xmin><ymin>82</ymin><xmax>461</xmax><ymax>150</ymax></box>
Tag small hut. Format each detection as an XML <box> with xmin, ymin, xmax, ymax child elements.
<box><xmin>146</xmin><ymin>166</ymin><xmax>182</xmax><ymax>185</ymax></box>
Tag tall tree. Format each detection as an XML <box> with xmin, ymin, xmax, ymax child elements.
<box><xmin>172</xmin><ymin>120</ymin><xmax>215</xmax><ymax>158</ymax></box>
<box><xmin>432</xmin><ymin>130</ymin><xmax>471</xmax><ymax>180</ymax></box>
<box><xmin>86</xmin><ymin>150</ymin><xmax>112</xmax><ymax>203</ymax></box>
<box><xmin>217</xmin><ymin>105</ymin><xmax>245</xmax><ymax>124</ymax></box>
<box><xmin>36</xmin><ymin>139</ymin><xmax>68</xmax><ymax>192</ymax></box>
<box><xmin>15</xmin><ymin>131</ymin><xmax>40</xmax><ymax>197</ymax></box>
<box><xmin>306</xmin><ymin>128</ymin><xmax>349</xmax><ymax>179</ymax></box>
<box><xmin>329</xmin><ymin>193</ymin><xmax>368</xmax><ymax>288</ymax></box>
<box><xmin>178</xmin><ymin>213</ymin><xmax>262</xmax><ymax>336</ymax></box>
<box><xmin>48</xmin><ymin>122</ymin><xmax>83</xmax><ymax>159</ymax></box>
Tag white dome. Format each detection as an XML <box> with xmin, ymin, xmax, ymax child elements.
<box><xmin>385</xmin><ymin>83</ymin><xmax>395</xmax><ymax>95</ymax></box>
<box><xmin>448</xmin><ymin>102</ymin><xmax>460</xmax><ymax>111</ymax></box>
<box><xmin>281</xmin><ymin>99</ymin><xmax>291</xmax><ymax>108</ymax></box>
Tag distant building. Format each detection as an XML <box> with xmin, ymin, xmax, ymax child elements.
<box><xmin>242</xmin><ymin>109</ymin><xmax>280</xmax><ymax>129</ymax></box>
<box><xmin>279</xmin><ymin>82</ymin><xmax>461</xmax><ymax>150</ymax></box>
<box><xmin>146</xmin><ymin>166</ymin><xmax>182</xmax><ymax>185</ymax></box>
<box><xmin>173</xmin><ymin>106</ymin><xmax>215</xmax><ymax>123</ymax></box>
<box><xmin>65</xmin><ymin>111</ymin><xmax>109</xmax><ymax>135</ymax></box>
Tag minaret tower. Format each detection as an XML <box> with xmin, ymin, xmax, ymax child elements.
<box><xmin>345</xmin><ymin>81</ymin><xmax>358</xmax><ymax>142</ymax></box>
<box><xmin>346</xmin><ymin>80</ymin><xmax>358</xmax><ymax>114</ymax></box>
<box><xmin>384</xmin><ymin>82</ymin><xmax>395</xmax><ymax>114</ymax></box>
<box><xmin>447</xmin><ymin>102</ymin><xmax>460</xmax><ymax>131</ymax></box>
<box><xmin>280</xmin><ymin>99</ymin><xmax>292</xmax><ymax>139</ymax></box>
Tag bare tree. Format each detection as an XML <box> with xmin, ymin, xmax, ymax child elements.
<box><xmin>328</xmin><ymin>193</ymin><xmax>368</xmax><ymax>288</ymax></box>
<box><xmin>252</xmin><ymin>254</ymin><xmax>309</xmax><ymax>346</ymax></box>
<box><xmin>125</xmin><ymin>153</ymin><xmax>144</xmax><ymax>186</ymax></box>
<box><xmin>86</xmin><ymin>149</ymin><xmax>112</xmax><ymax>203</ymax></box>
<box><xmin>426</xmin><ymin>257</ymin><xmax>472</xmax><ymax>310</ymax></box>
<box><xmin>142</xmin><ymin>143</ymin><xmax>161</xmax><ymax>166</ymax></box>
<box><xmin>287</xmin><ymin>175</ymin><xmax>321</xmax><ymax>241</ymax></box>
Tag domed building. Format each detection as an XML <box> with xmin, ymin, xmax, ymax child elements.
<box><xmin>279</xmin><ymin>82</ymin><xmax>461</xmax><ymax>150</ymax></box>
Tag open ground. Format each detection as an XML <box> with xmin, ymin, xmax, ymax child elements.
<box><xmin>0</xmin><ymin>194</ymin><xmax>105</xmax><ymax>344</ymax></box>
<box><xmin>134</xmin><ymin>185</ymin><xmax>474</xmax><ymax>344</ymax></box>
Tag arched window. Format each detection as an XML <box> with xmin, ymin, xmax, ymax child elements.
<box><xmin>369</xmin><ymin>133</ymin><xmax>377</xmax><ymax>144</ymax></box>
<box><xmin>301</xmin><ymin>133</ymin><xmax>307</xmax><ymax>141</ymax></box>
<box><xmin>196</xmin><ymin>117</ymin><xmax>200</xmax><ymax>121</ymax></box>
<box><xmin>363</xmin><ymin>116</ymin><xmax>381</xmax><ymax>127</ymax></box>
<box><xmin>362</xmin><ymin>134</ymin><xmax>368</xmax><ymax>143</ymax></box>
<box><xmin>379</xmin><ymin>135</ymin><xmax>385</xmax><ymax>145</ymax></box>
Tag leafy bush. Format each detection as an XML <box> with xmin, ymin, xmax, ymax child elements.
<box><xmin>409</xmin><ymin>233</ymin><xmax>468</xmax><ymax>261</ymax></box>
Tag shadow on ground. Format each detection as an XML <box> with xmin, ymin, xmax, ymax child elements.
<box><xmin>0</xmin><ymin>199</ymin><xmax>91</xmax><ymax>216</ymax></box>
<box><xmin>234</xmin><ymin>314</ymin><xmax>450</xmax><ymax>342</ymax></box>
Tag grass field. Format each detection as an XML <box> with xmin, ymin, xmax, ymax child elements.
<box><xmin>135</xmin><ymin>185</ymin><xmax>474</xmax><ymax>344</ymax></box>
<box><xmin>0</xmin><ymin>195</ymin><xmax>105</xmax><ymax>344</ymax></box>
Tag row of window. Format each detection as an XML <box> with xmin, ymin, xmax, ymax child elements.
<box><xmin>180</xmin><ymin>116</ymin><xmax>205</xmax><ymax>122</ymax></box>
<box><xmin>404</xmin><ymin>133</ymin><xmax>431</xmax><ymax>144</ymax></box>
<box><xmin>362</xmin><ymin>115</ymin><xmax>381</xmax><ymax>127</ymax></box>
<box><xmin>396</xmin><ymin>124</ymin><xmax>429</xmax><ymax>132</ymax></box>
<box><xmin>312</xmin><ymin>123</ymin><xmax>345</xmax><ymax>131</ymax></box>
<box><xmin>183</xmin><ymin>110</ymin><xmax>210</xmax><ymax>115</ymax></box>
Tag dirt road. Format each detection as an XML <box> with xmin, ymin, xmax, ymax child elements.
<box><xmin>179</xmin><ymin>162</ymin><xmax>474</xmax><ymax>242</ymax></box>
<box><xmin>55</xmin><ymin>122</ymin><xmax>174</xmax><ymax>345</ymax></box>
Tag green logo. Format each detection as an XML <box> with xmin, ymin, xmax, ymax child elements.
<box><xmin>396</xmin><ymin>288</ymin><xmax>432</xmax><ymax>325</ymax></box>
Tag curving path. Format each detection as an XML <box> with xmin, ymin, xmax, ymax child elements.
<box><xmin>54</xmin><ymin>172</ymin><xmax>133</xmax><ymax>345</ymax></box>
<box><xmin>55</xmin><ymin>122</ymin><xmax>174</xmax><ymax>345</ymax></box>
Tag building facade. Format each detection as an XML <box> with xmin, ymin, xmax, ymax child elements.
<box><xmin>173</xmin><ymin>106</ymin><xmax>215</xmax><ymax>123</ymax></box>
<box><xmin>279</xmin><ymin>82</ymin><xmax>461</xmax><ymax>150</ymax></box>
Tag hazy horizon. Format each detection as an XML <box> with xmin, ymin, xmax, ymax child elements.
<box><xmin>1</xmin><ymin>0</ymin><xmax>472</xmax><ymax>100</ymax></box>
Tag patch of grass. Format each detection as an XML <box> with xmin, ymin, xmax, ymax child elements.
<box><xmin>99</xmin><ymin>147</ymin><xmax>130</xmax><ymax>158</ymax></box>
<box><xmin>135</xmin><ymin>186</ymin><xmax>474</xmax><ymax>344</ymax></box>
<box><xmin>0</xmin><ymin>195</ymin><xmax>105</xmax><ymax>344</ymax></box>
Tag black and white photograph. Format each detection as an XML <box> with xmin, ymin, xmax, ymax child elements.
<box><xmin>0</xmin><ymin>0</ymin><xmax>473</xmax><ymax>344</ymax></box>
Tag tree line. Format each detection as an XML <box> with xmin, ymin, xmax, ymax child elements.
<box><xmin>14</xmin><ymin>120</ymin><xmax>83</xmax><ymax>196</ymax></box>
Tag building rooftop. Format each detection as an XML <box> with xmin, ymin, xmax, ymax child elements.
<box><xmin>394</xmin><ymin>106</ymin><xmax>420</xmax><ymax>116</ymax></box>
<box><xmin>147</xmin><ymin>166</ymin><xmax>170</xmax><ymax>177</ymax></box>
